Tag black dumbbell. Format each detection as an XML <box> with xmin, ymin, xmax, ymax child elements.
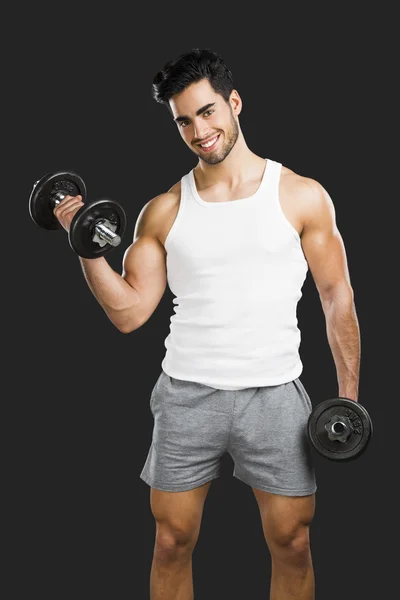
<box><xmin>29</xmin><ymin>170</ymin><xmax>127</xmax><ymax>258</ymax></box>
<box><xmin>307</xmin><ymin>397</ymin><xmax>373</xmax><ymax>461</ymax></box>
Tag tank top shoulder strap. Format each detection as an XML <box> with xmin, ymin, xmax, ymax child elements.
<box><xmin>264</xmin><ymin>158</ymin><xmax>282</xmax><ymax>192</ymax></box>
<box><xmin>179</xmin><ymin>171</ymin><xmax>194</xmax><ymax>207</ymax></box>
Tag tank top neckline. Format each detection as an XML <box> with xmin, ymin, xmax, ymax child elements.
<box><xmin>188</xmin><ymin>158</ymin><xmax>272</xmax><ymax>207</ymax></box>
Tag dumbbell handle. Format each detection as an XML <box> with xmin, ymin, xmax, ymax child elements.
<box><xmin>51</xmin><ymin>191</ymin><xmax>121</xmax><ymax>248</ymax></box>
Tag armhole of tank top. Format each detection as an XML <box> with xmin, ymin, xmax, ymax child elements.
<box><xmin>164</xmin><ymin>176</ymin><xmax>186</xmax><ymax>251</ymax></box>
<box><xmin>274</xmin><ymin>163</ymin><xmax>302</xmax><ymax>246</ymax></box>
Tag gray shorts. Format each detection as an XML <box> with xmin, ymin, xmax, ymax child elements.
<box><xmin>140</xmin><ymin>371</ymin><xmax>317</xmax><ymax>496</ymax></box>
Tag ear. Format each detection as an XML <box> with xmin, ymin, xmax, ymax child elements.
<box><xmin>229</xmin><ymin>89</ymin><xmax>242</xmax><ymax>116</ymax></box>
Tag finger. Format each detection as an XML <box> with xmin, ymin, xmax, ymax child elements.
<box><xmin>62</xmin><ymin>203</ymin><xmax>84</xmax><ymax>217</ymax></box>
<box><xmin>53</xmin><ymin>196</ymin><xmax>83</xmax><ymax>214</ymax></box>
<box><xmin>53</xmin><ymin>194</ymin><xmax>82</xmax><ymax>206</ymax></box>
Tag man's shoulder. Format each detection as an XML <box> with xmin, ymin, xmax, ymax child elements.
<box><xmin>281</xmin><ymin>165</ymin><xmax>323</xmax><ymax>196</ymax></box>
<box><xmin>135</xmin><ymin>180</ymin><xmax>181</xmax><ymax>240</ymax></box>
<box><xmin>280</xmin><ymin>167</ymin><xmax>335</xmax><ymax>233</ymax></box>
<box><xmin>281</xmin><ymin>165</ymin><xmax>330</xmax><ymax>209</ymax></box>
<box><xmin>142</xmin><ymin>180</ymin><xmax>181</xmax><ymax>215</ymax></box>
<box><xmin>279</xmin><ymin>165</ymin><xmax>333</xmax><ymax>231</ymax></box>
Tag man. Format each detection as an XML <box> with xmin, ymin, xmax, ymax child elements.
<box><xmin>53</xmin><ymin>48</ymin><xmax>360</xmax><ymax>600</ymax></box>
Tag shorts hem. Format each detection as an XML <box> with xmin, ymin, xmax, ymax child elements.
<box><xmin>140</xmin><ymin>471</ymin><xmax>220</xmax><ymax>492</ymax></box>
<box><xmin>233</xmin><ymin>474</ymin><xmax>317</xmax><ymax>496</ymax></box>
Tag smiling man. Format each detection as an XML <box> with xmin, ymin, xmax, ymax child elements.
<box><xmin>139</xmin><ymin>49</ymin><xmax>359</xmax><ymax>600</ymax></box>
<box><xmin>173</xmin><ymin>96</ymin><xmax>239</xmax><ymax>161</ymax></box>
<box><xmin>52</xmin><ymin>48</ymin><xmax>360</xmax><ymax>600</ymax></box>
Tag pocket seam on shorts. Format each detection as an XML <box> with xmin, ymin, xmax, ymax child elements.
<box><xmin>150</xmin><ymin>372</ymin><xmax>163</xmax><ymax>410</ymax></box>
<box><xmin>295</xmin><ymin>378</ymin><xmax>313</xmax><ymax>411</ymax></box>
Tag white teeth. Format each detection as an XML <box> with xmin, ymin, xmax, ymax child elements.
<box><xmin>200</xmin><ymin>136</ymin><xmax>218</xmax><ymax>148</ymax></box>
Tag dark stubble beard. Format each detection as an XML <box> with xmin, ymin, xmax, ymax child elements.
<box><xmin>196</xmin><ymin>111</ymin><xmax>239</xmax><ymax>166</ymax></box>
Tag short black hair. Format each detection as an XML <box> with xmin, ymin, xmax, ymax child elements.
<box><xmin>152</xmin><ymin>48</ymin><xmax>234</xmax><ymax>108</ymax></box>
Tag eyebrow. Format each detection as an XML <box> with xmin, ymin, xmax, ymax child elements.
<box><xmin>174</xmin><ymin>102</ymin><xmax>216</xmax><ymax>123</ymax></box>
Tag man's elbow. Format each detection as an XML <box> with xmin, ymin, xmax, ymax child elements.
<box><xmin>108</xmin><ymin>310</ymin><xmax>145</xmax><ymax>334</ymax></box>
<box><xmin>118</xmin><ymin>326</ymin><xmax>135</xmax><ymax>334</ymax></box>
<box><xmin>117</xmin><ymin>319</ymin><xmax>143</xmax><ymax>334</ymax></box>
<box><xmin>319</xmin><ymin>281</ymin><xmax>355</xmax><ymax>309</ymax></box>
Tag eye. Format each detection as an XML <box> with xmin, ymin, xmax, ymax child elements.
<box><xmin>204</xmin><ymin>110</ymin><xmax>214</xmax><ymax>117</ymax></box>
<box><xmin>180</xmin><ymin>120</ymin><xmax>189</xmax><ymax>128</ymax></box>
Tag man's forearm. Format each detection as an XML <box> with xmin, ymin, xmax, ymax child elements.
<box><xmin>79</xmin><ymin>256</ymin><xmax>140</xmax><ymax>331</ymax></box>
<box><xmin>322</xmin><ymin>288</ymin><xmax>361</xmax><ymax>401</ymax></box>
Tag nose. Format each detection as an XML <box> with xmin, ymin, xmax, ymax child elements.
<box><xmin>193</xmin><ymin>119</ymin><xmax>212</xmax><ymax>142</ymax></box>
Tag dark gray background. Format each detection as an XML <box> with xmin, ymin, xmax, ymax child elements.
<box><xmin>6</xmin><ymin>4</ymin><xmax>396</xmax><ymax>599</ymax></box>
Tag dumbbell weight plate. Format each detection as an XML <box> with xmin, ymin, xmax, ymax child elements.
<box><xmin>29</xmin><ymin>170</ymin><xmax>87</xmax><ymax>230</ymax></box>
<box><xmin>307</xmin><ymin>397</ymin><xmax>373</xmax><ymax>461</ymax></box>
<box><xmin>69</xmin><ymin>198</ymin><xmax>127</xmax><ymax>258</ymax></box>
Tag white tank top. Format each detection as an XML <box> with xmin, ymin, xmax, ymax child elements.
<box><xmin>161</xmin><ymin>158</ymin><xmax>308</xmax><ymax>390</ymax></box>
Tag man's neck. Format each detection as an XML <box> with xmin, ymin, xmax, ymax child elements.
<box><xmin>195</xmin><ymin>142</ymin><xmax>263</xmax><ymax>187</ymax></box>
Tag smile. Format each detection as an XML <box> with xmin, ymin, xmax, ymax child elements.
<box><xmin>198</xmin><ymin>135</ymin><xmax>220</xmax><ymax>151</ymax></box>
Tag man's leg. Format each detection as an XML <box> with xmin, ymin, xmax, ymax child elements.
<box><xmin>252</xmin><ymin>488</ymin><xmax>316</xmax><ymax>600</ymax></box>
<box><xmin>149</xmin><ymin>480</ymin><xmax>212</xmax><ymax>600</ymax></box>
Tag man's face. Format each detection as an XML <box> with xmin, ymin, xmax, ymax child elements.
<box><xmin>169</xmin><ymin>79</ymin><xmax>241</xmax><ymax>165</ymax></box>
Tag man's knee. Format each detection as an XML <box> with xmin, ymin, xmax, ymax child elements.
<box><xmin>150</xmin><ymin>483</ymin><xmax>211</xmax><ymax>562</ymax></box>
<box><xmin>153</xmin><ymin>522</ymin><xmax>199</xmax><ymax>562</ymax></box>
<box><xmin>269</xmin><ymin>525</ymin><xmax>312</xmax><ymax>565</ymax></box>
